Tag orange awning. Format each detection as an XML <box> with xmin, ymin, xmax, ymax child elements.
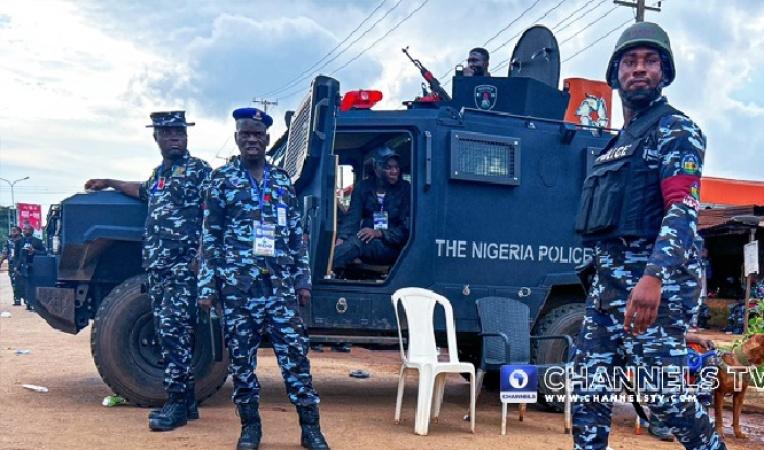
<box><xmin>701</xmin><ymin>177</ymin><xmax>764</xmax><ymax>206</ymax></box>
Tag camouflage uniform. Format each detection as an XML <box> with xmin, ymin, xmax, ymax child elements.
<box><xmin>573</xmin><ymin>97</ymin><xmax>726</xmax><ymax>450</ymax></box>
<box><xmin>139</xmin><ymin>151</ymin><xmax>211</xmax><ymax>395</ymax></box>
<box><xmin>198</xmin><ymin>159</ymin><xmax>317</xmax><ymax>407</ymax></box>
<box><xmin>2</xmin><ymin>236</ymin><xmax>22</xmax><ymax>304</ymax></box>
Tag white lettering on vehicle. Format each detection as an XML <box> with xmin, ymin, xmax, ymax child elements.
<box><xmin>435</xmin><ymin>239</ymin><xmax>593</xmax><ymax>265</ymax></box>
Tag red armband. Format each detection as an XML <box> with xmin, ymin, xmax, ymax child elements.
<box><xmin>661</xmin><ymin>175</ymin><xmax>700</xmax><ymax>210</ymax></box>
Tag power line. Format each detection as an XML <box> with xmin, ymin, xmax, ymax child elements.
<box><xmin>444</xmin><ymin>0</ymin><xmax>572</xmax><ymax>85</ymax></box>
<box><xmin>481</xmin><ymin>0</ymin><xmax>543</xmax><ymax>49</ymax></box>
<box><xmin>554</xmin><ymin>0</ymin><xmax>608</xmax><ymax>33</ymax></box>
<box><xmin>557</xmin><ymin>4</ymin><xmax>620</xmax><ymax>46</ymax></box>
<box><xmin>562</xmin><ymin>17</ymin><xmax>632</xmax><ymax>62</ymax></box>
<box><xmin>263</xmin><ymin>0</ymin><xmax>405</xmax><ymax>98</ymax></box>
<box><xmin>257</xmin><ymin>0</ymin><xmax>387</xmax><ymax>98</ymax></box>
<box><xmin>484</xmin><ymin>0</ymin><xmax>571</xmax><ymax>75</ymax></box>
<box><xmin>330</xmin><ymin>0</ymin><xmax>430</xmax><ymax>76</ymax></box>
<box><xmin>276</xmin><ymin>0</ymin><xmax>431</xmax><ymax>102</ymax></box>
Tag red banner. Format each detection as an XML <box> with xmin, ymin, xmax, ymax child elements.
<box><xmin>16</xmin><ymin>203</ymin><xmax>43</xmax><ymax>237</ymax></box>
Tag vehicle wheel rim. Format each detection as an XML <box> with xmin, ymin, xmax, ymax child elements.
<box><xmin>130</xmin><ymin>310</ymin><xmax>163</xmax><ymax>371</ymax></box>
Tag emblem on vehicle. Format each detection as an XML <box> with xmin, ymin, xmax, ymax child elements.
<box><xmin>336</xmin><ymin>297</ymin><xmax>348</xmax><ymax>314</ymax></box>
<box><xmin>574</xmin><ymin>93</ymin><xmax>609</xmax><ymax>128</ymax></box>
<box><xmin>474</xmin><ymin>85</ymin><xmax>498</xmax><ymax>110</ymax></box>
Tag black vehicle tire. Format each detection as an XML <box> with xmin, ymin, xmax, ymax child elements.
<box><xmin>91</xmin><ymin>274</ymin><xmax>228</xmax><ymax>407</ymax></box>
<box><xmin>532</xmin><ymin>302</ymin><xmax>585</xmax><ymax>412</ymax></box>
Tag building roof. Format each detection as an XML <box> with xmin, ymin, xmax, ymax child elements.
<box><xmin>701</xmin><ymin>177</ymin><xmax>764</xmax><ymax>207</ymax></box>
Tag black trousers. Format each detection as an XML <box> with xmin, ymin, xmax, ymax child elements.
<box><xmin>332</xmin><ymin>236</ymin><xmax>399</xmax><ymax>270</ymax></box>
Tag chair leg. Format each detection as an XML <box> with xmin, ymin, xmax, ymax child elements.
<box><xmin>469</xmin><ymin>370</ymin><xmax>476</xmax><ymax>434</ymax></box>
<box><xmin>518</xmin><ymin>403</ymin><xmax>526</xmax><ymax>422</ymax></box>
<box><xmin>564</xmin><ymin>367</ymin><xmax>572</xmax><ymax>434</ymax></box>
<box><xmin>431</xmin><ymin>372</ymin><xmax>447</xmax><ymax>423</ymax></box>
<box><xmin>414</xmin><ymin>365</ymin><xmax>434</xmax><ymax>436</ymax></box>
<box><xmin>501</xmin><ymin>402</ymin><xmax>508</xmax><ymax>435</ymax></box>
<box><xmin>465</xmin><ymin>368</ymin><xmax>486</xmax><ymax>421</ymax></box>
<box><xmin>395</xmin><ymin>365</ymin><xmax>406</xmax><ymax>424</ymax></box>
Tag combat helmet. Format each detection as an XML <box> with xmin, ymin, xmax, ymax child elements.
<box><xmin>606</xmin><ymin>21</ymin><xmax>675</xmax><ymax>89</ymax></box>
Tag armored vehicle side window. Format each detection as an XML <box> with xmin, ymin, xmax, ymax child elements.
<box><xmin>450</xmin><ymin>130</ymin><xmax>520</xmax><ymax>186</ymax></box>
<box><xmin>328</xmin><ymin>131</ymin><xmax>413</xmax><ymax>282</ymax></box>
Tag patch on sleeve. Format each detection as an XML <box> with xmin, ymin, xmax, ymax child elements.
<box><xmin>680</xmin><ymin>153</ymin><xmax>701</xmax><ymax>175</ymax></box>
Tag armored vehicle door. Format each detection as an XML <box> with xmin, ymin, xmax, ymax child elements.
<box><xmin>282</xmin><ymin>76</ymin><xmax>340</xmax><ymax>279</ymax></box>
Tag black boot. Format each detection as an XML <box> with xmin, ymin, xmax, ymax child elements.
<box><xmin>237</xmin><ymin>402</ymin><xmax>262</xmax><ymax>450</ymax></box>
<box><xmin>148</xmin><ymin>393</ymin><xmax>188</xmax><ymax>431</ymax></box>
<box><xmin>297</xmin><ymin>405</ymin><xmax>330</xmax><ymax>450</ymax></box>
<box><xmin>150</xmin><ymin>385</ymin><xmax>198</xmax><ymax>421</ymax></box>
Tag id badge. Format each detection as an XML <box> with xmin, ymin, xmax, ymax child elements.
<box><xmin>277</xmin><ymin>205</ymin><xmax>287</xmax><ymax>227</ymax></box>
<box><xmin>254</xmin><ymin>223</ymin><xmax>276</xmax><ymax>257</ymax></box>
<box><xmin>373</xmin><ymin>211</ymin><xmax>388</xmax><ymax>230</ymax></box>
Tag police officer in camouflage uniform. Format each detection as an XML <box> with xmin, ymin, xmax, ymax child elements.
<box><xmin>0</xmin><ymin>226</ymin><xmax>23</xmax><ymax>306</ymax></box>
<box><xmin>85</xmin><ymin>111</ymin><xmax>211</xmax><ymax>432</ymax></box>
<box><xmin>198</xmin><ymin>107</ymin><xmax>329</xmax><ymax>450</ymax></box>
<box><xmin>572</xmin><ymin>22</ymin><xmax>726</xmax><ymax>449</ymax></box>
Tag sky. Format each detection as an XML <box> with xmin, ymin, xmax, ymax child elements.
<box><xmin>1</xmin><ymin>0</ymin><xmax>763</xmax><ymax>218</ymax></box>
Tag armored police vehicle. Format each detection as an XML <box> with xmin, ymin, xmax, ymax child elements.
<box><xmin>30</xmin><ymin>26</ymin><xmax>613</xmax><ymax>408</ymax></box>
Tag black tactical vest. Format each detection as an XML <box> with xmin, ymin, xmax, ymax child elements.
<box><xmin>575</xmin><ymin>102</ymin><xmax>681</xmax><ymax>244</ymax></box>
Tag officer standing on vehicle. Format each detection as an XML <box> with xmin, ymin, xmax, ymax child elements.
<box><xmin>572</xmin><ymin>22</ymin><xmax>726</xmax><ymax>449</ymax></box>
<box><xmin>462</xmin><ymin>47</ymin><xmax>491</xmax><ymax>77</ymax></box>
<box><xmin>197</xmin><ymin>107</ymin><xmax>329</xmax><ymax>450</ymax></box>
<box><xmin>333</xmin><ymin>146</ymin><xmax>410</xmax><ymax>274</ymax></box>
<box><xmin>84</xmin><ymin>111</ymin><xmax>211</xmax><ymax>432</ymax></box>
<box><xmin>13</xmin><ymin>224</ymin><xmax>45</xmax><ymax>310</ymax></box>
<box><xmin>0</xmin><ymin>225</ymin><xmax>23</xmax><ymax>306</ymax></box>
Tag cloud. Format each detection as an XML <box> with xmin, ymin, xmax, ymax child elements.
<box><xmin>2</xmin><ymin>0</ymin><xmax>764</xmax><ymax>214</ymax></box>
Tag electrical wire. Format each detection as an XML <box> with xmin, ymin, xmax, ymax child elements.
<box><xmin>554</xmin><ymin>0</ymin><xmax>608</xmax><ymax>33</ymax></box>
<box><xmin>262</xmin><ymin>0</ymin><xmax>404</xmax><ymax>98</ymax></box>
<box><xmin>443</xmin><ymin>0</ymin><xmax>571</xmax><ymax>85</ymax></box>
<box><xmin>557</xmin><ymin>4</ymin><xmax>620</xmax><ymax>46</ymax></box>
<box><xmin>275</xmin><ymin>0</ymin><xmax>431</xmax><ymax>102</ymax></box>
<box><xmin>258</xmin><ymin>0</ymin><xmax>387</xmax><ymax>98</ymax></box>
<box><xmin>561</xmin><ymin>17</ymin><xmax>632</xmax><ymax>63</ymax></box>
<box><xmin>330</xmin><ymin>0</ymin><xmax>430</xmax><ymax>76</ymax></box>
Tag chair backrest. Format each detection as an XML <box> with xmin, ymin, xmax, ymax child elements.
<box><xmin>391</xmin><ymin>287</ymin><xmax>460</xmax><ymax>365</ymax></box>
<box><xmin>476</xmin><ymin>296</ymin><xmax>530</xmax><ymax>367</ymax></box>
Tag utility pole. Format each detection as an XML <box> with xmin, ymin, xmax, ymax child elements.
<box><xmin>614</xmin><ymin>0</ymin><xmax>662</xmax><ymax>22</ymax></box>
<box><xmin>252</xmin><ymin>98</ymin><xmax>278</xmax><ymax>114</ymax></box>
<box><xmin>0</xmin><ymin>176</ymin><xmax>30</xmax><ymax>230</ymax></box>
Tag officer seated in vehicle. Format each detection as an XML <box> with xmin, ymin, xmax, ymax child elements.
<box><xmin>332</xmin><ymin>146</ymin><xmax>410</xmax><ymax>278</ymax></box>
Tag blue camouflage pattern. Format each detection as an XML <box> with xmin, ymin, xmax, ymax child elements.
<box><xmin>1</xmin><ymin>237</ymin><xmax>22</xmax><ymax>302</ymax></box>
<box><xmin>573</xmin><ymin>98</ymin><xmax>726</xmax><ymax>449</ymax></box>
<box><xmin>198</xmin><ymin>159</ymin><xmax>317</xmax><ymax>406</ymax></box>
<box><xmin>139</xmin><ymin>151</ymin><xmax>211</xmax><ymax>394</ymax></box>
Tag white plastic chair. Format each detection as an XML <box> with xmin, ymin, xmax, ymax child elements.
<box><xmin>392</xmin><ymin>287</ymin><xmax>476</xmax><ymax>435</ymax></box>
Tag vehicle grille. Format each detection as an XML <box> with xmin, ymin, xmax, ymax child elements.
<box><xmin>284</xmin><ymin>91</ymin><xmax>312</xmax><ymax>182</ymax></box>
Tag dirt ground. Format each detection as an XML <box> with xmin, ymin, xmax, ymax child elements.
<box><xmin>1</xmin><ymin>274</ymin><xmax>763</xmax><ymax>450</ymax></box>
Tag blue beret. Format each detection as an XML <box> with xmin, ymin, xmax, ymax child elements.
<box><xmin>146</xmin><ymin>110</ymin><xmax>195</xmax><ymax>128</ymax></box>
<box><xmin>232</xmin><ymin>107</ymin><xmax>273</xmax><ymax>128</ymax></box>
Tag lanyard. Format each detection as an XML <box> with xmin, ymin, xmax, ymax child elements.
<box><xmin>245</xmin><ymin>166</ymin><xmax>271</xmax><ymax>213</ymax></box>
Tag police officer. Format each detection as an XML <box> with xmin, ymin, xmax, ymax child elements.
<box><xmin>13</xmin><ymin>224</ymin><xmax>45</xmax><ymax>310</ymax></box>
<box><xmin>198</xmin><ymin>107</ymin><xmax>329</xmax><ymax>450</ymax></box>
<box><xmin>333</xmin><ymin>146</ymin><xmax>410</xmax><ymax>274</ymax></box>
<box><xmin>84</xmin><ymin>111</ymin><xmax>211</xmax><ymax>432</ymax></box>
<box><xmin>463</xmin><ymin>47</ymin><xmax>491</xmax><ymax>77</ymax></box>
<box><xmin>0</xmin><ymin>225</ymin><xmax>23</xmax><ymax>306</ymax></box>
<box><xmin>572</xmin><ymin>22</ymin><xmax>726</xmax><ymax>449</ymax></box>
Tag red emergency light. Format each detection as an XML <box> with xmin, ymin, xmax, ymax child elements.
<box><xmin>340</xmin><ymin>90</ymin><xmax>383</xmax><ymax>112</ymax></box>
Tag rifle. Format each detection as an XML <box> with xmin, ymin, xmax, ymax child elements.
<box><xmin>402</xmin><ymin>47</ymin><xmax>451</xmax><ymax>102</ymax></box>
